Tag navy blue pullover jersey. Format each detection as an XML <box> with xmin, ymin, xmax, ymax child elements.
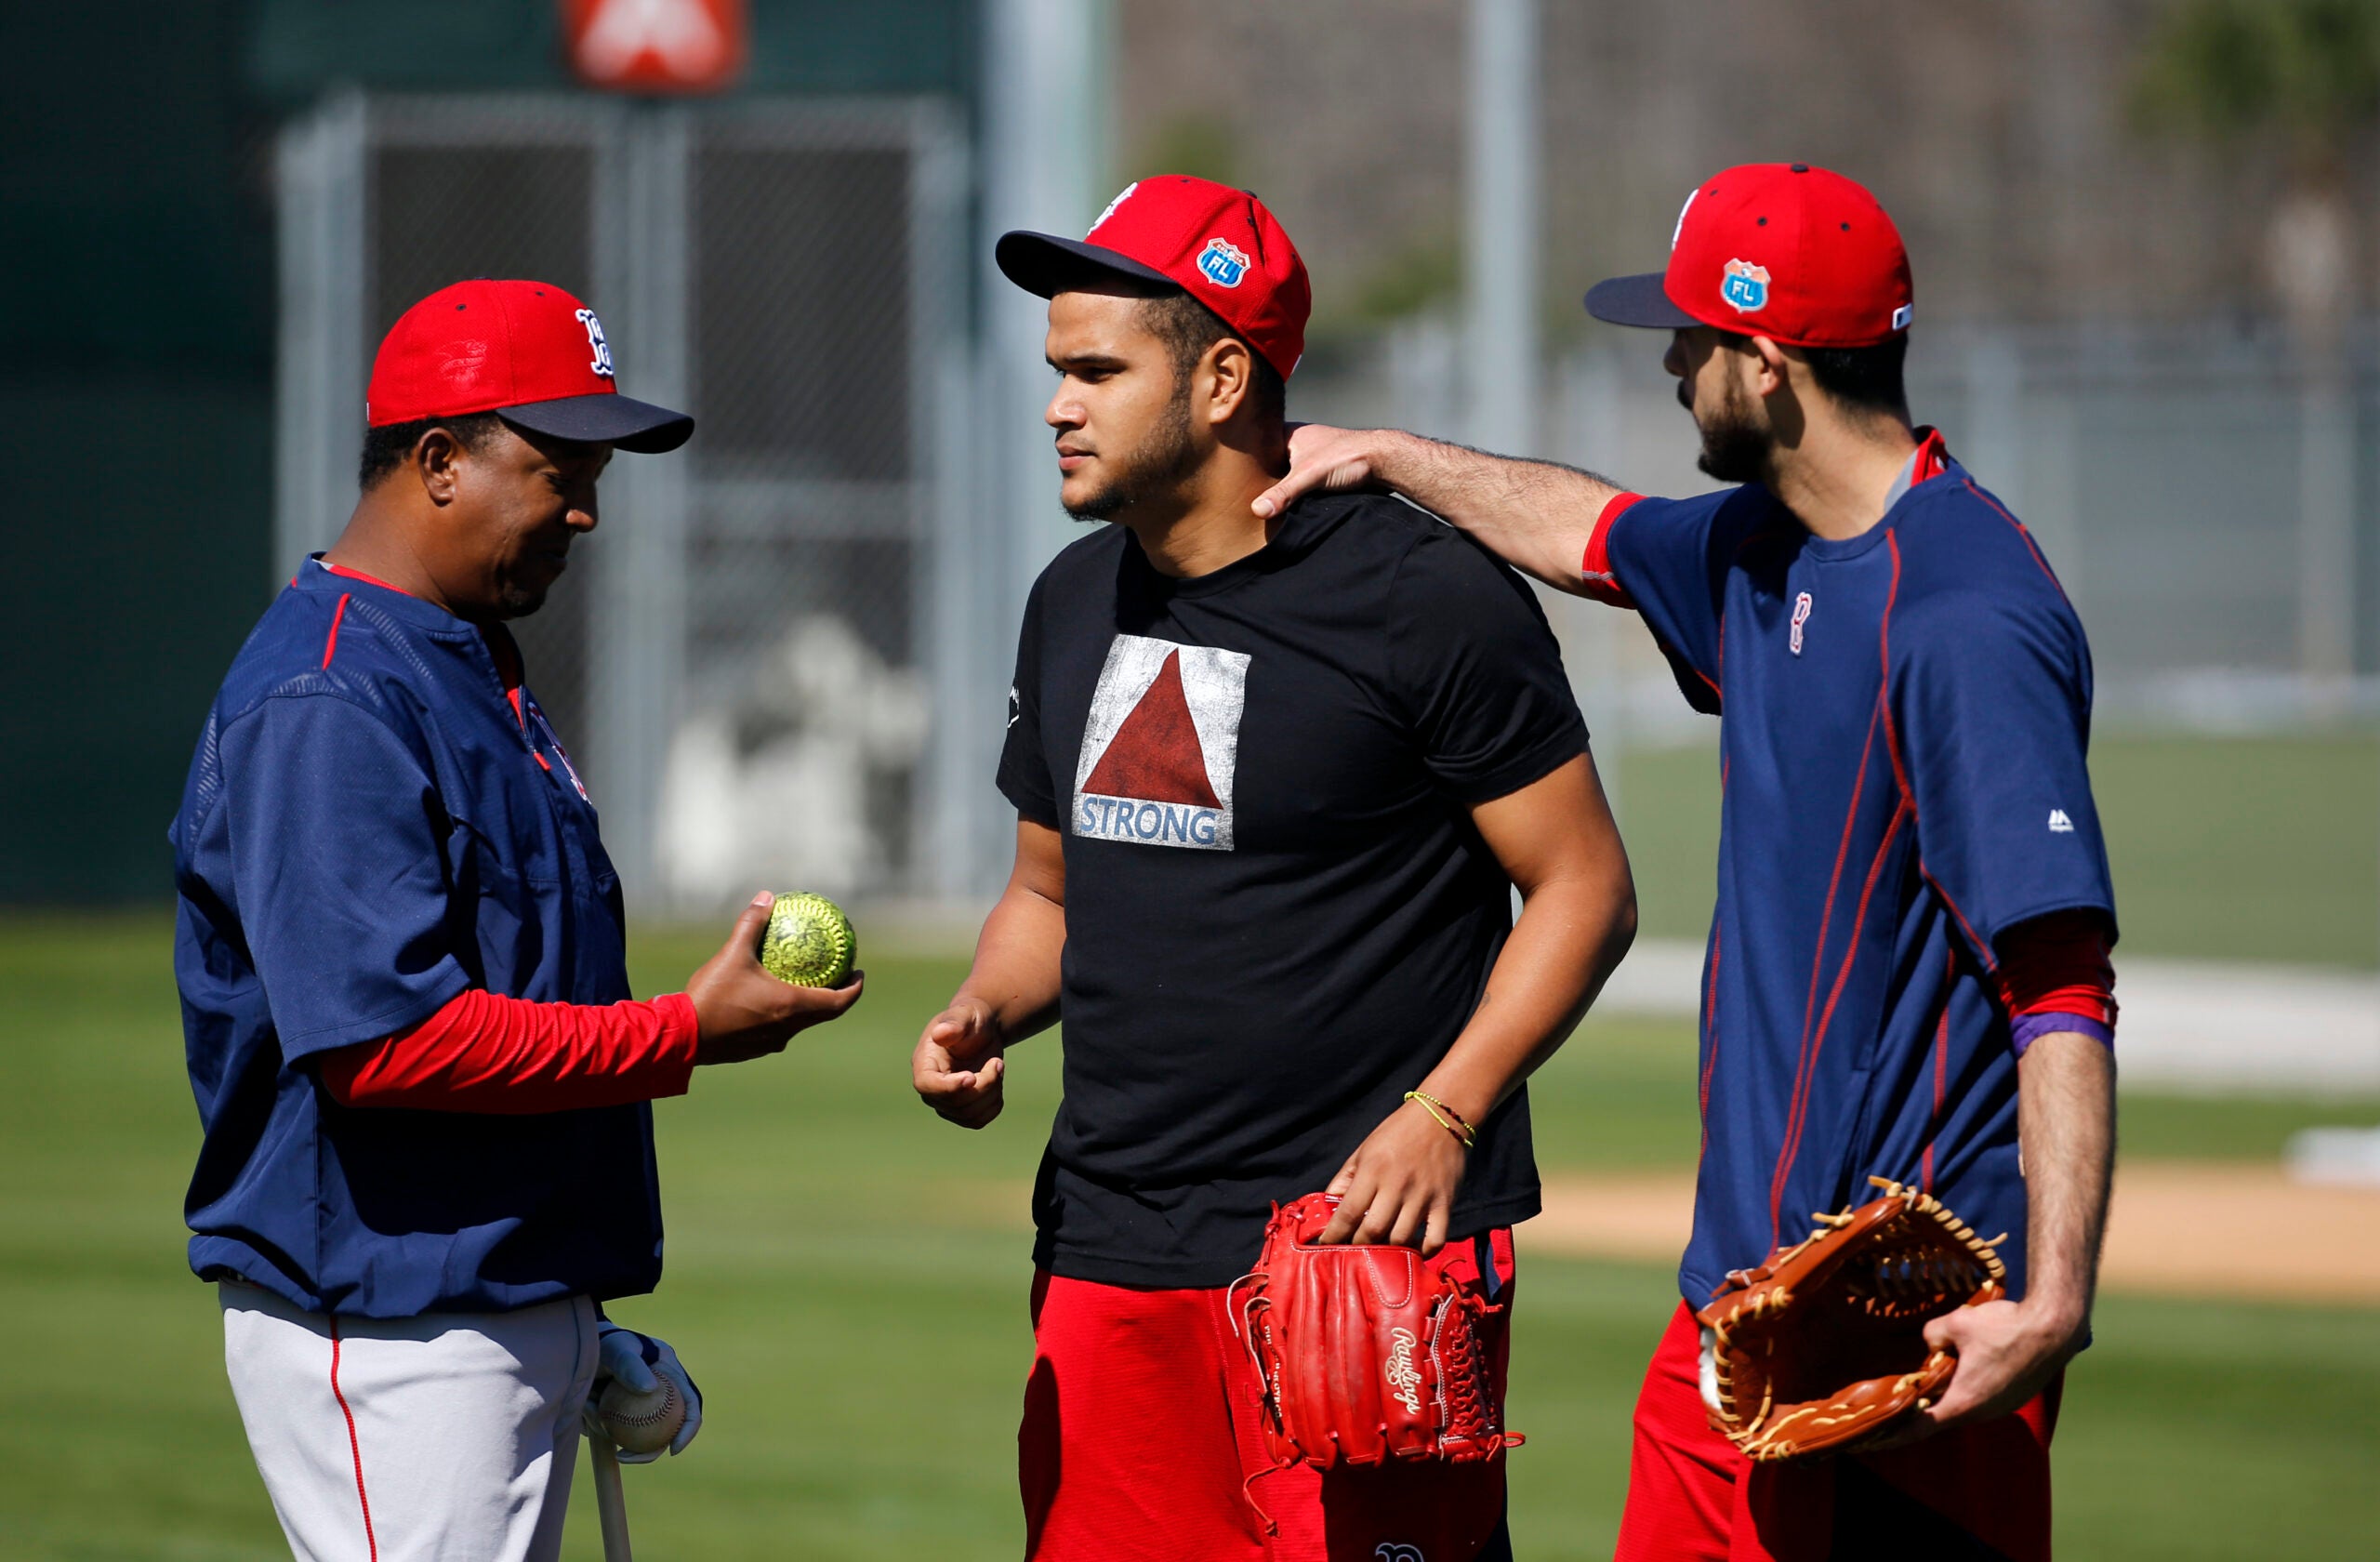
<box><xmin>168</xmin><ymin>559</ymin><xmax>663</xmax><ymax>1317</ymax></box>
<box><xmin>1589</xmin><ymin>440</ymin><xmax>2117</xmax><ymax>1304</ymax></box>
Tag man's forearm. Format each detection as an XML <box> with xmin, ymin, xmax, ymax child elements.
<box><xmin>954</xmin><ymin>882</ymin><xmax>1065</xmax><ymax>1042</ymax></box>
<box><xmin>1417</xmin><ymin>872</ymin><xmax>1636</xmax><ymax>1128</ymax></box>
<box><xmin>2016</xmin><ymin>1030</ymin><xmax>2117</xmax><ymax>1324</ymax></box>
<box><xmin>1368</xmin><ymin>430</ymin><xmax>1627</xmax><ymax>594</ymax></box>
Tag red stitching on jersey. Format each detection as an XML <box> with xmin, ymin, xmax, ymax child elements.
<box><xmin>1768</xmin><ymin>691</ymin><xmax>1884</xmax><ymax>1237</ymax></box>
<box><xmin>1921</xmin><ymin>945</ymin><xmax>1953</xmax><ymax>1193</ymax></box>
<box><xmin>1771</xmin><ymin>793</ymin><xmax>1911</xmax><ymax>1240</ymax></box>
<box><xmin>1767</xmin><ymin>532</ymin><xmax>1906</xmax><ymax>1239</ymax></box>
<box><xmin>1698</xmin><ymin>923</ymin><xmax>1722</xmax><ymax>1161</ymax></box>
<box><xmin>1877</xmin><ymin>532</ymin><xmax>1998</xmax><ymax>975</ymax></box>
<box><xmin>1962</xmin><ymin>479</ymin><xmax>2066</xmax><ymax>596</ymax></box>
<box><xmin>320</xmin><ymin>561</ymin><xmax>412</xmax><ymax>596</ymax></box>
<box><xmin>1877</xmin><ymin>536</ymin><xmax>1912</xmax><ymax>801</ymax></box>
<box><xmin>328</xmin><ymin>1317</ymin><xmax>379</xmax><ymax>1562</ymax></box>
<box><xmin>323</xmin><ymin>594</ymin><xmax>350</xmax><ymax>670</ymax></box>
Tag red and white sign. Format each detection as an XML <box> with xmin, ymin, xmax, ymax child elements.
<box><xmin>562</xmin><ymin>0</ymin><xmax>747</xmax><ymax>95</ymax></box>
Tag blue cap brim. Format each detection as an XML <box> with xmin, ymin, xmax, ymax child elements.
<box><xmin>1584</xmin><ymin>272</ymin><xmax>1699</xmax><ymax>330</ymax></box>
<box><xmin>996</xmin><ymin>231</ymin><xmax>1179</xmax><ymax>298</ymax></box>
<box><xmin>499</xmin><ymin>392</ymin><xmax>693</xmax><ymax>454</ymax></box>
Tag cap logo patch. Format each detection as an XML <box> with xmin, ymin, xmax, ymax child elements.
<box><xmin>575</xmin><ymin>308</ymin><xmax>615</xmax><ymax>377</ymax></box>
<box><xmin>1890</xmin><ymin>302</ymin><xmax>1914</xmax><ymax>331</ymax></box>
<box><xmin>1197</xmin><ymin>237</ymin><xmax>1251</xmax><ymax>288</ymax></box>
<box><xmin>1089</xmin><ymin>181</ymin><xmax>1139</xmax><ymax>235</ymax></box>
<box><xmin>439</xmin><ymin>340</ymin><xmax>490</xmax><ymax>387</ymax></box>
<box><xmin>1721</xmin><ymin>258</ymin><xmax>1771</xmax><ymax>313</ymax></box>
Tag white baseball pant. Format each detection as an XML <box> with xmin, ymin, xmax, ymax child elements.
<box><xmin>219</xmin><ymin>1281</ymin><xmax>600</xmax><ymax>1562</ymax></box>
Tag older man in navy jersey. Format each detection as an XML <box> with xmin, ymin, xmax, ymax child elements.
<box><xmin>172</xmin><ymin>279</ymin><xmax>860</xmax><ymax>1562</ymax></box>
<box><xmin>1256</xmin><ymin>165</ymin><xmax>2119</xmax><ymax>1562</ymax></box>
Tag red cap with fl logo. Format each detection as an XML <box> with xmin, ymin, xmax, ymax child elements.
<box><xmin>365</xmin><ymin>278</ymin><xmax>693</xmax><ymax>452</ymax></box>
<box><xmin>1585</xmin><ymin>163</ymin><xmax>1913</xmax><ymax>350</ymax></box>
<box><xmin>995</xmin><ymin>175</ymin><xmax>1312</xmax><ymax>380</ymax></box>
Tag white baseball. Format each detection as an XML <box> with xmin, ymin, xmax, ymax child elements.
<box><xmin>597</xmin><ymin>1375</ymin><xmax>685</xmax><ymax>1455</ymax></box>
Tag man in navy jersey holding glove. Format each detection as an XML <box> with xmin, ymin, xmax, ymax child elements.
<box><xmin>1258</xmin><ymin>164</ymin><xmax>2120</xmax><ymax>1562</ymax></box>
<box><xmin>172</xmin><ymin>279</ymin><xmax>861</xmax><ymax>1561</ymax></box>
<box><xmin>911</xmin><ymin>177</ymin><xmax>1639</xmax><ymax>1560</ymax></box>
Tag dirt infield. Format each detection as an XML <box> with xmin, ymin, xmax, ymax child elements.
<box><xmin>1529</xmin><ymin>1163</ymin><xmax>2380</xmax><ymax>1305</ymax></box>
<box><xmin>951</xmin><ymin>1163</ymin><xmax>2379</xmax><ymax>1304</ymax></box>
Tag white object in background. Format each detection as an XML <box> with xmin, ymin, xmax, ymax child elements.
<box><xmin>658</xmin><ymin>616</ymin><xmax>928</xmax><ymax>908</ymax></box>
<box><xmin>2285</xmin><ymin>1126</ymin><xmax>2380</xmax><ymax>1189</ymax></box>
<box><xmin>1587</xmin><ymin>940</ymin><xmax>2380</xmax><ymax>1095</ymax></box>
<box><xmin>2108</xmin><ymin>958</ymin><xmax>2380</xmax><ymax>1094</ymax></box>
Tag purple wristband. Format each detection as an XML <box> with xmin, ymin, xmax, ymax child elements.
<box><xmin>2010</xmin><ymin>1011</ymin><xmax>2113</xmax><ymax>1056</ymax></box>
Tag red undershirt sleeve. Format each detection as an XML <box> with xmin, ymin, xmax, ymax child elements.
<box><xmin>317</xmin><ymin>987</ymin><xmax>702</xmax><ymax>1113</ymax></box>
<box><xmin>1580</xmin><ymin>491</ymin><xmax>1643</xmax><ymax>608</ymax></box>
<box><xmin>1992</xmin><ymin>910</ymin><xmax>2118</xmax><ymax>1055</ymax></box>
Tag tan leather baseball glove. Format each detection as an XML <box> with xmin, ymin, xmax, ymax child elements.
<box><xmin>1695</xmin><ymin>1176</ymin><xmax>2008</xmax><ymax>1463</ymax></box>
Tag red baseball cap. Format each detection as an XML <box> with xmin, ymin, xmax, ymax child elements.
<box><xmin>1585</xmin><ymin>164</ymin><xmax>1913</xmax><ymax>349</ymax></box>
<box><xmin>365</xmin><ymin>279</ymin><xmax>693</xmax><ymax>452</ymax></box>
<box><xmin>996</xmin><ymin>176</ymin><xmax>1311</xmax><ymax>379</ymax></box>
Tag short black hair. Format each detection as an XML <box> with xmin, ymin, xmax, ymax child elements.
<box><xmin>357</xmin><ymin>413</ymin><xmax>508</xmax><ymax>489</ymax></box>
<box><xmin>1802</xmin><ymin>334</ymin><xmax>1911</xmax><ymax>420</ymax></box>
<box><xmin>1137</xmin><ymin>291</ymin><xmax>1287</xmax><ymax>428</ymax></box>
<box><xmin>1715</xmin><ymin>329</ymin><xmax>1911</xmax><ymax>421</ymax></box>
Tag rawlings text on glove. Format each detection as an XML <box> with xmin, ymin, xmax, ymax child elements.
<box><xmin>1234</xmin><ymin>1193</ymin><xmax>1520</xmax><ymax>1470</ymax></box>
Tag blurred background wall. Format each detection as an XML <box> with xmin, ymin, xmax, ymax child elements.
<box><xmin>6</xmin><ymin>0</ymin><xmax>2374</xmax><ymax>936</ymax></box>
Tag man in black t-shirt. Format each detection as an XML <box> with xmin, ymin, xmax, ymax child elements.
<box><xmin>909</xmin><ymin>176</ymin><xmax>1639</xmax><ymax>1562</ymax></box>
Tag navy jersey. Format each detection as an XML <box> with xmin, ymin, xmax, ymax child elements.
<box><xmin>1597</xmin><ymin>443</ymin><xmax>2116</xmax><ymax>1304</ymax></box>
<box><xmin>169</xmin><ymin>559</ymin><xmax>663</xmax><ymax>1317</ymax></box>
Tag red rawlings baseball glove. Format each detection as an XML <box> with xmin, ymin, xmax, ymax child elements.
<box><xmin>1233</xmin><ymin>1193</ymin><xmax>1520</xmax><ymax>1470</ymax></box>
<box><xmin>1695</xmin><ymin>1176</ymin><xmax>2008</xmax><ymax>1463</ymax></box>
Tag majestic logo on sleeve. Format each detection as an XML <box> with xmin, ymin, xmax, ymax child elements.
<box><xmin>1072</xmin><ymin>635</ymin><xmax>1249</xmax><ymax>851</ymax></box>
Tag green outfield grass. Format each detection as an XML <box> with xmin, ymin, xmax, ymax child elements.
<box><xmin>2</xmin><ymin>918</ymin><xmax>2373</xmax><ymax>1560</ymax></box>
<box><xmin>1614</xmin><ymin>731</ymin><xmax>2380</xmax><ymax>969</ymax></box>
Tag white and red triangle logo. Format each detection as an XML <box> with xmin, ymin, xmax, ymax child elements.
<box><xmin>1072</xmin><ymin>635</ymin><xmax>1249</xmax><ymax>851</ymax></box>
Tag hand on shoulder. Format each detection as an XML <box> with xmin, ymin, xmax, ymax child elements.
<box><xmin>1252</xmin><ymin>425</ymin><xmax>1401</xmax><ymax>520</ymax></box>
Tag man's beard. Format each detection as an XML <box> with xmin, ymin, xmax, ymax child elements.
<box><xmin>1684</xmin><ymin>375</ymin><xmax>1770</xmax><ymax>485</ymax></box>
<box><xmin>1063</xmin><ymin>390</ymin><xmax>1200</xmax><ymax>522</ymax></box>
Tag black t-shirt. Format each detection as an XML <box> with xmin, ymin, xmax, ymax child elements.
<box><xmin>998</xmin><ymin>491</ymin><xmax>1590</xmax><ymax>1287</ymax></box>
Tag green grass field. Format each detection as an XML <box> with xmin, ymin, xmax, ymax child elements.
<box><xmin>3</xmin><ymin>916</ymin><xmax>2373</xmax><ymax>1560</ymax></box>
<box><xmin>1612</xmin><ymin>731</ymin><xmax>2380</xmax><ymax>968</ymax></box>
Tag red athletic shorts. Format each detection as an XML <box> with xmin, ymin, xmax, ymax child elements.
<box><xmin>1614</xmin><ymin>1301</ymin><xmax>2060</xmax><ymax>1562</ymax></box>
<box><xmin>1019</xmin><ymin>1231</ymin><xmax>1518</xmax><ymax>1562</ymax></box>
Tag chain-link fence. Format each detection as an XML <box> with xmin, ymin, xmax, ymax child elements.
<box><xmin>276</xmin><ymin>92</ymin><xmax>969</xmax><ymax>913</ymax></box>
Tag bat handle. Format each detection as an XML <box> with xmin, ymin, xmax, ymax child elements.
<box><xmin>590</xmin><ymin>1433</ymin><xmax>634</xmax><ymax>1562</ymax></box>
